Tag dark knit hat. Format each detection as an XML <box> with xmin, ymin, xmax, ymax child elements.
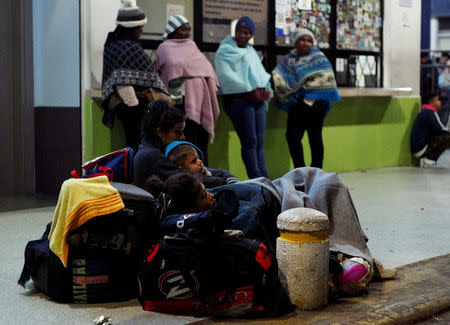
<box><xmin>235</xmin><ymin>16</ymin><xmax>255</xmax><ymax>35</ymax></box>
<box><xmin>116</xmin><ymin>0</ymin><xmax>147</xmax><ymax>28</ymax></box>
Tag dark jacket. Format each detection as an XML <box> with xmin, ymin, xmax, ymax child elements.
<box><xmin>210</xmin><ymin>183</ymin><xmax>281</xmax><ymax>250</ymax></box>
<box><xmin>410</xmin><ymin>105</ymin><xmax>449</xmax><ymax>154</ymax></box>
<box><xmin>133</xmin><ymin>135</ymin><xmax>179</xmax><ymax>189</ymax></box>
<box><xmin>201</xmin><ymin>168</ymin><xmax>239</xmax><ymax>188</ymax></box>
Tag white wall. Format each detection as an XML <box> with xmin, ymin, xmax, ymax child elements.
<box><xmin>383</xmin><ymin>0</ymin><xmax>421</xmax><ymax>95</ymax></box>
<box><xmin>81</xmin><ymin>0</ymin><xmax>121</xmax><ymax>91</ymax></box>
<box><xmin>33</xmin><ymin>0</ymin><xmax>80</xmax><ymax>107</ymax></box>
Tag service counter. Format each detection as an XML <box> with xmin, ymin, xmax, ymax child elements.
<box><xmin>83</xmin><ymin>88</ymin><xmax>419</xmax><ymax>181</ymax></box>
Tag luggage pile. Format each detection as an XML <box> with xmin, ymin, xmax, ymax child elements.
<box><xmin>18</xmin><ymin>148</ymin><xmax>291</xmax><ymax>317</ymax></box>
<box><xmin>18</xmin><ymin>179</ymin><xmax>157</xmax><ymax>303</ymax></box>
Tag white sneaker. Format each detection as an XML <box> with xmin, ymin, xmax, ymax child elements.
<box><xmin>420</xmin><ymin>157</ymin><xmax>438</xmax><ymax>168</ymax></box>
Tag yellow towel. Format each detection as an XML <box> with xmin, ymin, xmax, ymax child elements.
<box><xmin>49</xmin><ymin>176</ymin><xmax>124</xmax><ymax>267</ymax></box>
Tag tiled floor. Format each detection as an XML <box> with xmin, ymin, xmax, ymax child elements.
<box><xmin>0</xmin><ymin>167</ymin><xmax>449</xmax><ymax>324</ymax></box>
<box><xmin>338</xmin><ymin>166</ymin><xmax>450</xmax><ymax>268</ymax></box>
<box><xmin>0</xmin><ymin>193</ymin><xmax>57</xmax><ymax>212</ymax></box>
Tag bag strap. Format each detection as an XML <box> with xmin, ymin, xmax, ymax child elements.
<box><xmin>70</xmin><ymin>170</ymin><xmax>81</xmax><ymax>178</ymax></box>
<box><xmin>123</xmin><ymin>149</ymin><xmax>129</xmax><ymax>180</ymax></box>
<box><xmin>86</xmin><ymin>166</ymin><xmax>114</xmax><ymax>182</ymax></box>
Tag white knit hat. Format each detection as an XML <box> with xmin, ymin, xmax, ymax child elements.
<box><xmin>162</xmin><ymin>15</ymin><xmax>189</xmax><ymax>39</ymax></box>
<box><xmin>293</xmin><ymin>28</ymin><xmax>316</xmax><ymax>44</ymax></box>
<box><xmin>116</xmin><ymin>0</ymin><xmax>147</xmax><ymax>28</ymax></box>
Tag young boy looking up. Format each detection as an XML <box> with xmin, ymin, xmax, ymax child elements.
<box><xmin>165</xmin><ymin>141</ymin><xmax>239</xmax><ymax>188</ymax></box>
<box><xmin>410</xmin><ymin>93</ymin><xmax>450</xmax><ymax>166</ymax></box>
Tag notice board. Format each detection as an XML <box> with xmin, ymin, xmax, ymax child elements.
<box><xmin>202</xmin><ymin>0</ymin><xmax>269</xmax><ymax>45</ymax></box>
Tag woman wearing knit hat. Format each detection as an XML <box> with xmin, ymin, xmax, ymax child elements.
<box><xmin>214</xmin><ymin>16</ymin><xmax>272</xmax><ymax>179</ymax></box>
<box><xmin>272</xmin><ymin>28</ymin><xmax>340</xmax><ymax>169</ymax></box>
<box><xmin>155</xmin><ymin>15</ymin><xmax>220</xmax><ymax>166</ymax></box>
<box><xmin>101</xmin><ymin>0</ymin><xmax>168</xmax><ymax>152</ymax></box>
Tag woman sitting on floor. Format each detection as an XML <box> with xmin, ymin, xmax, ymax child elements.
<box><xmin>132</xmin><ymin>100</ymin><xmax>186</xmax><ymax>189</ymax></box>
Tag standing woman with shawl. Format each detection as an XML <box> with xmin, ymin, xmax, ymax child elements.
<box><xmin>272</xmin><ymin>28</ymin><xmax>340</xmax><ymax>169</ymax></box>
<box><xmin>214</xmin><ymin>16</ymin><xmax>272</xmax><ymax>179</ymax></box>
<box><xmin>102</xmin><ymin>0</ymin><xmax>169</xmax><ymax>152</ymax></box>
<box><xmin>155</xmin><ymin>15</ymin><xmax>220</xmax><ymax>166</ymax></box>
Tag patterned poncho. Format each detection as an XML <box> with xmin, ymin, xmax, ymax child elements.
<box><xmin>102</xmin><ymin>39</ymin><xmax>167</xmax><ymax>105</ymax></box>
<box><xmin>272</xmin><ymin>47</ymin><xmax>340</xmax><ymax>111</ymax></box>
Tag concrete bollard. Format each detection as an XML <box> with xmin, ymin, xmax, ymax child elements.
<box><xmin>276</xmin><ymin>207</ymin><xmax>330</xmax><ymax>310</ymax></box>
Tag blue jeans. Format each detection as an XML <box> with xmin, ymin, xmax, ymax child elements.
<box><xmin>224</xmin><ymin>98</ymin><xmax>268</xmax><ymax>179</ymax></box>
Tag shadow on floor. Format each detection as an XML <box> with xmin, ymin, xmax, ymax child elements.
<box><xmin>0</xmin><ymin>194</ymin><xmax>57</xmax><ymax>212</ymax></box>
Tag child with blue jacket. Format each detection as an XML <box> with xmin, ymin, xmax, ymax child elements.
<box><xmin>410</xmin><ymin>93</ymin><xmax>450</xmax><ymax>166</ymax></box>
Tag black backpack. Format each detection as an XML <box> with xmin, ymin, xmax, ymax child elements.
<box><xmin>18</xmin><ymin>182</ymin><xmax>158</xmax><ymax>303</ymax></box>
<box><xmin>18</xmin><ymin>222</ymin><xmax>139</xmax><ymax>303</ymax></box>
<box><xmin>138</xmin><ymin>231</ymin><xmax>292</xmax><ymax>317</ymax></box>
<box><xmin>18</xmin><ymin>223</ymin><xmax>73</xmax><ymax>302</ymax></box>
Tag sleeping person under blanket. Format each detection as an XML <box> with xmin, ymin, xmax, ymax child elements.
<box><xmin>145</xmin><ymin>168</ymin><xmax>394</xmax><ymax>298</ymax></box>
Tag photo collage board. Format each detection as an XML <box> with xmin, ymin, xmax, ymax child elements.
<box><xmin>275</xmin><ymin>0</ymin><xmax>382</xmax><ymax>52</ymax></box>
<box><xmin>336</xmin><ymin>0</ymin><xmax>382</xmax><ymax>51</ymax></box>
<box><xmin>276</xmin><ymin>0</ymin><xmax>332</xmax><ymax>48</ymax></box>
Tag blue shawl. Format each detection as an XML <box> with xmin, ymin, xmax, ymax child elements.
<box><xmin>272</xmin><ymin>47</ymin><xmax>340</xmax><ymax>111</ymax></box>
<box><xmin>214</xmin><ymin>36</ymin><xmax>271</xmax><ymax>95</ymax></box>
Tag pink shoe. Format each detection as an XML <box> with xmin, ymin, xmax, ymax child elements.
<box><xmin>338</xmin><ymin>257</ymin><xmax>373</xmax><ymax>296</ymax></box>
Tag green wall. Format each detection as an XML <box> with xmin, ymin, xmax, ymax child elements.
<box><xmin>83</xmin><ymin>97</ymin><xmax>127</xmax><ymax>161</ymax></box>
<box><xmin>83</xmin><ymin>96</ymin><xmax>420</xmax><ymax>181</ymax></box>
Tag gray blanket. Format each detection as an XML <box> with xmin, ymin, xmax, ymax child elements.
<box><xmin>244</xmin><ymin>167</ymin><xmax>373</xmax><ymax>266</ymax></box>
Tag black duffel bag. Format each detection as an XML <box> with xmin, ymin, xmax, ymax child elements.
<box><xmin>138</xmin><ymin>230</ymin><xmax>292</xmax><ymax>317</ymax></box>
<box><xmin>18</xmin><ymin>222</ymin><xmax>140</xmax><ymax>303</ymax></box>
<box><xmin>18</xmin><ymin>223</ymin><xmax>73</xmax><ymax>302</ymax></box>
